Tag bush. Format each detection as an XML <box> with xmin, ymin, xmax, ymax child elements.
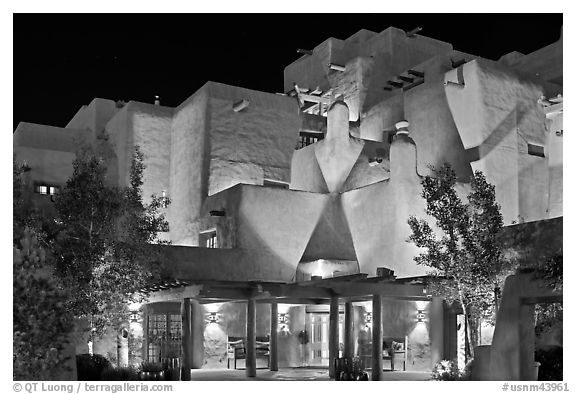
<box><xmin>431</xmin><ymin>360</ymin><xmax>465</xmax><ymax>381</ymax></box>
<box><xmin>536</xmin><ymin>346</ymin><xmax>562</xmax><ymax>381</ymax></box>
<box><xmin>100</xmin><ymin>366</ymin><xmax>140</xmax><ymax>381</ymax></box>
<box><xmin>76</xmin><ymin>354</ymin><xmax>112</xmax><ymax>380</ymax></box>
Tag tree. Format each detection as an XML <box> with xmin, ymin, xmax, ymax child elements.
<box><xmin>51</xmin><ymin>146</ymin><xmax>169</xmax><ymax>340</ymax></box>
<box><xmin>13</xmin><ymin>229</ymin><xmax>74</xmax><ymax>380</ymax></box>
<box><xmin>407</xmin><ymin>164</ymin><xmax>506</xmax><ymax>361</ymax></box>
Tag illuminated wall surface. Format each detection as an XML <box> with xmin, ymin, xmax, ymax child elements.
<box><xmin>13</xmin><ymin>26</ymin><xmax>562</xmax><ymax>372</ymax></box>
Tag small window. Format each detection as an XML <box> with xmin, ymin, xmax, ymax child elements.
<box><xmin>527</xmin><ymin>143</ymin><xmax>545</xmax><ymax>158</ymax></box>
<box><xmin>200</xmin><ymin>230</ymin><xmax>218</xmax><ymax>249</ymax></box>
<box><xmin>35</xmin><ymin>183</ymin><xmax>59</xmax><ymax>196</ymax></box>
<box><xmin>297</xmin><ymin>132</ymin><xmax>324</xmax><ymax>149</ymax></box>
<box><xmin>263</xmin><ymin>179</ymin><xmax>289</xmax><ymax>189</ymax></box>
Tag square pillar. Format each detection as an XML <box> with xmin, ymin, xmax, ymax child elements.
<box><xmin>328</xmin><ymin>296</ymin><xmax>340</xmax><ymax>378</ymax></box>
<box><xmin>270</xmin><ymin>302</ymin><xmax>278</xmax><ymax>371</ymax></box>
<box><xmin>246</xmin><ymin>299</ymin><xmax>257</xmax><ymax>377</ymax></box>
<box><xmin>180</xmin><ymin>298</ymin><xmax>191</xmax><ymax>381</ymax></box>
<box><xmin>429</xmin><ymin>297</ymin><xmax>445</xmax><ymax>366</ymax></box>
<box><xmin>371</xmin><ymin>295</ymin><xmax>383</xmax><ymax>381</ymax></box>
<box><xmin>344</xmin><ymin>301</ymin><xmax>354</xmax><ymax>359</ymax></box>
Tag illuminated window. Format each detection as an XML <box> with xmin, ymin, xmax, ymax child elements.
<box><xmin>35</xmin><ymin>183</ymin><xmax>59</xmax><ymax>196</ymax></box>
<box><xmin>206</xmin><ymin>232</ymin><xmax>218</xmax><ymax>248</ymax></box>
<box><xmin>200</xmin><ymin>230</ymin><xmax>218</xmax><ymax>248</ymax></box>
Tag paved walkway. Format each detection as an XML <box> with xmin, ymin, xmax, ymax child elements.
<box><xmin>189</xmin><ymin>368</ymin><xmax>432</xmax><ymax>381</ymax></box>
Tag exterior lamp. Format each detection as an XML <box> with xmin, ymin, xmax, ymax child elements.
<box><xmin>365</xmin><ymin>312</ymin><xmax>373</xmax><ymax>329</ymax></box>
<box><xmin>278</xmin><ymin>313</ymin><xmax>289</xmax><ymax>330</ymax></box>
<box><xmin>130</xmin><ymin>310</ymin><xmax>139</xmax><ymax>323</ymax></box>
<box><xmin>417</xmin><ymin>310</ymin><xmax>426</xmax><ymax>322</ymax></box>
<box><xmin>207</xmin><ymin>312</ymin><xmax>219</xmax><ymax>324</ymax></box>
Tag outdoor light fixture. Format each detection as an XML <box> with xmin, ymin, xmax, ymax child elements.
<box><xmin>207</xmin><ymin>312</ymin><xmax>219</xmax><ymax>324</ymax></box>
<box><xmin>365</xmin><ymin>312</ymin><xmax>373</xmax><ymax>327</ymax></box>
<box><xmin>233</xmin><ymin>99</ymin><xmax>250</xmax><ymax>112</ymax></box>
<box><xmin>406</xmin><ymin>27</ymin><xmax>423</xmax><ymax>37</ymax></box>
<box><xmin>130</xmin><ymin>310</ymin><xmax>139</xmax><ymax>323</ymax></box>
<box><xmin>444</xmin><ymin>80</ymin><xmax>465</xmax><ymax>89</ymax></box>
<box><xmin>417</xmin><ymin>310</ymin><xmax>426</xmax><ymax>322</ymax></box>
<box><xmin>297</xmin><ymin>49</ymin><xmax>313</xmax><ymax>56</ymax></box>
<box><xmin>278</xmin><ymin>313</ymin><xmax>288</xmax><ymax>328</ymax></box>
<box><xmin>328</xmin><ymin>63</ymin><xmax>346</xmax><ymax>72</ymax></box>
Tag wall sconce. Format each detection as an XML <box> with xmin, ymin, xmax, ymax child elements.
<box><xmin>130</xmin><ymin>310</ymin><xmax>139</xmax><ymax>323</ymax></box>
<box><xmin>365</xmin><ymin>312</ymin><xmax>373</xmax><ymax>328</ymax></box>
<box><xmin>278</xmin><ymin>313</ymin><xmax>290</xmax><ymax>331</ymax></box>
<box><xmin>417</xmin><ymin>310</ymin><xmax>426</xmax><ymax>322</ymax></box>
<box><xmin>328</xmin><ymin>63</ymin><xmax>346</xmax><ymax>72</ymax></box>
<box><xmin>207</xmin><ymin>312</ymin><xmax>219</xmax><ymax>324</ymax></box>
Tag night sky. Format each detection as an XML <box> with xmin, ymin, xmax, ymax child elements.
<box><xmin>13</xmin><ymin>13</ymin><xmax>563</xmax><ymax>130</ymax></box>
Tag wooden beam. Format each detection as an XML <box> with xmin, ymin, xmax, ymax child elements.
<box><xmin>330</xmin><ymin>282</ymin><xmax>426</xmax><ymax>298</ymax></box>
<box><xmin>408</xmin><ymin>69</ymin><xmax>425</xmax><ymax>78</ymax></box>
<box><xmin>147</xmin><ymin>285</ymin><xmax>203</xmax><ymax>303</ymax></box>
<box><xmin>295</xmin><ymin>273</ymin><xmax>369</xmax><ymax>286</ymax></box>
<box><xmin>298</xmin><ymin>93</ymin><xmax>330</xmax><ymax>105</ymax></box>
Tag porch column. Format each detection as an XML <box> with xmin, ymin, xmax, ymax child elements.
<box><xmin>270</xmin><ymin>302</ymin><xmax>279</xmax><ymax>371</ymax></box>
<box><xmin>344</xmin><ymin>301</ymin><xmax>354</xmax><ymax>359</ymax></box>
<box><xmin>519</xmin><ymin>303</ymin><xmax>536</xmax><ymax>380</ymax></box>
<box><xmin>429</xmin><ymin>297</ymin><xmax>445</xmax><ymax>366</ymax></box>
<box><xmin>246</xmin><ymin>299</ymin><xmax>257</xmax><ymax>377</ymax></box>
<box><xmin>371</xmin><ymin>294</ymin><xmax>383</xmax><ymax>381</ymax></box>
<box><xmin>328</xmin><ymin>295</ymin><xmax>340</xmax><ymax>378</ymax></box>
<box><xmin>189</xmin><ymin>300</ymin><xmax>204</xmax><ymax>368</ymax></box>
<box><xmin>180</xmin><ymin>298</ymin><xmax>191</xmax><ymax>381</ymax></box>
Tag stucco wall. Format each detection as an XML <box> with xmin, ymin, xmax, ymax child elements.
<box><xmin>169</xmin><ymin>88</ymin><xmax>210</xmax><ymax>245</ymax></box>
<box><xmin>405</xmin><ymin>53</ymin><xmax>474</xmax><ymax>180</ymax></box>
<box><xmin>106</xmin><ymin>101</ymin><xmax>173</xmax><ymax>203</ymax></box>
<box><xmin>445</xmin><ymin>59</ymin><xmax>551</xmax><ymax>224</ymax></box>
<box><xmin>206</xmin><ymin>82</ymin><xmax>300</xmax><ymax>196</ymax></box>
<box><xmin>66</xmin><ymin>98</ymin><xmax>119</xmax><ymax>138</ymax></box>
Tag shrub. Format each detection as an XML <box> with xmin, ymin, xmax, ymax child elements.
<box><xmin>76</xmin><ymin>354</ymin><xmax>112</xmax><ymax>380</ymax></box>
<box><xmin>536</xmin><ymin>346</ymin><xmax>562</xmax><ymax>381</ymax></box>
<box><xmin>100</xmin><ymin>366</ymin><xmax>140</xmax><ymax>381</ymax></box>
<box><xmin>431</xmin><ymin>360</ymin><xmax>464</xmax><ymax>381</ymax></box>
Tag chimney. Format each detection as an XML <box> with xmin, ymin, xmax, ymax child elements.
<box><xmin>376</xmin><ymin>267</ymin><xmax>395</xmax><ymax>280</ymax></box>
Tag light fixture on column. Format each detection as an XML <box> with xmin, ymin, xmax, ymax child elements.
<box><xmin>207</xmin><ymin>312</ymin><xmax>219</xmax><ymax>324</ymax></box>
<box><xmin>365</xmin><ymin>312</ymin><xmax>373</xmax><ymax>329</ymax></box>
<box><xmin>130</xmin><ymin>310</ymin><xmax>139</xmax><ymax>323</ymax></box>
<box><xmin>417</xmin><ymin>310</ymin><xmax>426</xmax><ymax>322</ymax></box>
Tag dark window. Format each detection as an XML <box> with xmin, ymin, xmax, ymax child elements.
<box><xmin>297</xmin><ymin>132</ymin><xmax>324</xmax><ymax>149</ymax></box>
<box><xmin>528</xmin><ymin>143</ymin><xmax>545</xmax><ymax>158</ymax></box>
<box><xmin>147</xmin><ymin>313</ymin><xmax>181</xmax><ymax>364</ymax></box>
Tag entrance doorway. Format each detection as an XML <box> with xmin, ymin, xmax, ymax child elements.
<box><xmin>305</xmin><ymin>312</ymin><xmax>344</xmax><ymax>367</ymax></box>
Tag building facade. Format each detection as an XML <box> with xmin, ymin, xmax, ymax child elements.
<box><xmin>14</xmin><ymin>26</ymin><xmax>562</xmax><ymax>378</ymax></box>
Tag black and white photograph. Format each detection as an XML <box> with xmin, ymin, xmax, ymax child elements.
<box><xmin>10</xmin><ymin>10</ymin><xmax>564</xmax><ymax>387</ymax></box>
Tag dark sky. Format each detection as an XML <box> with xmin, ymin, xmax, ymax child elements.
<box><xmin>13</xmin><ymin>13</ymin><xmax>563</xmax><ymax>130</ymax></box>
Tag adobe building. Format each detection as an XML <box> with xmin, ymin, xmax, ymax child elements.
<box><xmin>13</xmin><ymin>26</ymin><xmax>562</xmax><ymax>380</ymax></box>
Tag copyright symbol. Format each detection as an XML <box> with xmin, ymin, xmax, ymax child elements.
<box><xmin>13</xmin><ymin>383</ymin><xmax>22</xmax><ymax>392</ymax></box>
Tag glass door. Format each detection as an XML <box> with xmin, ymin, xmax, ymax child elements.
<box><xmin>306</xmin><ymin>312</ymin><xmax>344</xmax><ymax>367</ymax></box>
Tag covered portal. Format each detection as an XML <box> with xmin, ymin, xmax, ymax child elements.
<box><xmin>140</xmin><ymin>274</ymin><xmax>452</xmax><ymax>380</ymax></box>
